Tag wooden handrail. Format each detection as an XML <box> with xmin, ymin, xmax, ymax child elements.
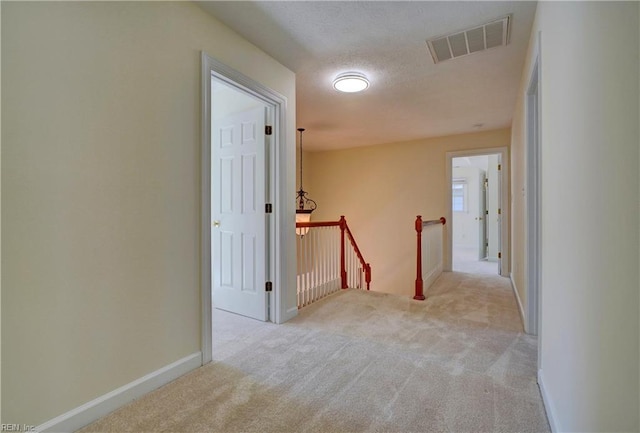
<box><xmin>296</xmin><ymin>220</ymin><xmax>341</xmax><ymax>228</ymax></box>
<box><xmin>414</xmin><ymin>215</ymin><xmax>446</xmax><ymax>301</ymax></box>
<box><xmin>342</xmin><ymin>216</ymin><xmax>371</xmax><ymax>291</ymax></box>
<box><xmin>295</xmin><ymin>216</ymin><xmax>371</xmax><ymax>291</ymax></box>
<box><xmin>422</xmin><ymin>217</ymin><xmax>447</xmax><ymax>227</ymax></box>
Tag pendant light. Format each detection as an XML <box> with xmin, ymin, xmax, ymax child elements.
<box><xmin>295</xmin><ymin>128</ymin><xmax>316</xmax><ymax>236</ymax></box>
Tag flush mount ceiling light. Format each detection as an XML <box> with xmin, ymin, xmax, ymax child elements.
<box><xmin>333</xmin><ymin>72</ymin><xmax>370</xmax><ymax>93</ymax></box>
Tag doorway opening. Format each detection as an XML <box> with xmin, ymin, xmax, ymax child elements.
<box><xmin>451</xmin><ymin>154</ymin><xmax>501</xmax><ymax>275</ymax></box>
<box><xmin>209</xmin><ymin>79</ymin><xmax>277</xmax><ymax>362</ymax></box>
<box><xmin>445</xmin><ymin>147</ymin><xmax>509</xmax><ymax>278</ymax></box>
<box><xmin>201</xmin><ymin>52</ymin><xmax>290</xmax><ymax>365</ymax></box>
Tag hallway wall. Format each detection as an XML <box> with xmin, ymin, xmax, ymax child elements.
<box><xmin>306</xmin><ymin>128</ymin><xmax>510</xmax><ymax>297</ymax></box>
<box><xmin>2</xmin><ymin>2</ymin><xmax>296</xmax><ymax>425</ymax></box>
<box><xmin>511</xmin><ymin>2</ymin><xmax>639</xmax><ymax>431</ymax></box>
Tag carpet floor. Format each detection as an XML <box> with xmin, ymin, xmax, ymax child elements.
<box><xmin>453</xmin><ymin>246</ymin><xmax>499</xmax><ymax>275</ymax></box>
<box><xmin>78</xmin><ymin>272</ymin><xmax>550</xmax><ymax>433</ymax></box>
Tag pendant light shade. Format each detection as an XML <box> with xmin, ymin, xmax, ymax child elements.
<box><xmin>295</xmin><ymin>211</ymin><xmax>312</xmax><ymax>236</ymax></box>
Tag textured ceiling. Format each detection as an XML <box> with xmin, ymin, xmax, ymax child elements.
<box><xmin>197</xmin><ymin>1</ymin><xmax>537</xmax><ymax>151</ymax></box>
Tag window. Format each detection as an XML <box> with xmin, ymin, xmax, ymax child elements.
<box><xmin>452</xmin><ymin>179</ymin><xmax>467</xmax><ymax>212</ymax></box>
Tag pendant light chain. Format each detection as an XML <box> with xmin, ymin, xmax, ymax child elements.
<box><xmin>298</xmin><ymin>128</ymin><xmax>304</xmax><ymax>192</ymax></box>
<box><xmin>295</xmin><ymin>127</ymin><xmax>317</xmax><ymax>214</ymax></box>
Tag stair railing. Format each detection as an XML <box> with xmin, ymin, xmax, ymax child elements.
<box><xmin>414</xmin><ymin>215</ymin><xmax>446</xmax><ymax>300</ymax></box>
<box><xmin>296</xmin><ymin>215</ymin><xmax>371</xmax><ymax>308</ymax></box>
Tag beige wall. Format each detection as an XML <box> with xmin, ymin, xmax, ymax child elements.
<box><xmin>307</xmin><ymin>129</ymin><xmax>510</xmax><ymax>297</ymax></box>
<box><xmin>1</xmin><ymin>1</ymin><xmax>295</xmax><ymax>425</ymax></box>
<box><xmin>512</xmin><ymin>1</ymin><xmax>639</xmax><ymax>431</ymax></box>
<box><xmin>0</xmin><ymin>2</ymin><xmax>3</xmax><ymax>422</ymax></box>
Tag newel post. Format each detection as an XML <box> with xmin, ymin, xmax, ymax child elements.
<box><xmin>414</xmin><ymin>215</ymin><xmax>425</xmax><ymax>301</ymax></box>
<box><xmin>339</xmin><ymin>215</ymin><xmax>348</xmax><ymax>289</ymax></box>
<box><xmin>365</xmin><ymin>263</ymin><xmax>371</xmax><ymax>291</ymax></box>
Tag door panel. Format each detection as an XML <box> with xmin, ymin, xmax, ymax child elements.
<box><xmin>220</xmin><ymin>231</ymin><xmax>234</xmax><ymax>287</ymax></box>
<box><xmin>242</xmin><ymin>154</ymin><xmax>257</xmax><ymax>213</ymax></box>
<box><xmin>242</xmin><ymin>233</ymin><xmax>256</xmax><ymax>291</ymax></box>
<box><xmin>212</xmin><ymin>105</ymin><xmax>267</xmax><ymax>321</ymax></box>
<box><xmin>220</xmin><ymin>157</ymin><xmax>234</xmax><ymax>213</ymax></box>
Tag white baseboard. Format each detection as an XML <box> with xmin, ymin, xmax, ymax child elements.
<box><xmin>537</xmin><ymin>369</ymin><xmax>559</xmax><ymax>433</ymax></box>
<box><xmin>509</xmin><ymin>273</ymin><xmax>527</xmax><ymax>332</ymax></box>
<box><xmin>36</xmin><ymin>352</ymin><xmax>202</xmax><ymax>433</ymax></box>
<box><xmin>281</xmin><ymin>306</ymin><xmax>298</xmax><ymax>324</ymax></box>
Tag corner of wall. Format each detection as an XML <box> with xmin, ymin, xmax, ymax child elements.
<box><xmin>509</xmin><ymin>273</ymin><xmax>526</xmax><ymax>332</ymax></box>
<box><xmin>537</xmin><ymin>370</ymin><xmax>559</xmax><ymax>433</ymax></box>
<box><xmin>1</xmin><ymin>0</ymin><xmax>3</xmax><ymax>422</ymax></box>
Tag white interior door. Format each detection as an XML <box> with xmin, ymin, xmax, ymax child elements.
<box><xmin>479</xmin><ymin>172</ymin><xmax>488</xmax><ymax>260</ymax></box>
<box><xmin>486</xmin><ymin>155</ymin><xmax>500</xmax><ymax>262</ymax></box>
<box><xmin>496</xmin><ymin>154</ymin><xmax>503</xmax><ymax>274</ymax></box>
<box><xmin>212</xmin><ymin>106</ymin><xmax>268</xmax><ymax>321</ymax></box>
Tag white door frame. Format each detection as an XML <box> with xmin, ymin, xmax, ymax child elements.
<box><xmin>445</xmin><ymin>147</ymin><xmax>510</xmax><ymax>277</ymax></box>
<box><xmin>201</xmin><ymin>52</ymin><xmax>288</xmax><ymax>365</ymax></box>
<box><xmin>525</xmin><ymin>35</ymin><xmax>542</xmax><ymax>339</ymax></box>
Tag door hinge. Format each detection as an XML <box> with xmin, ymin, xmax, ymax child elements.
<box><xmin>485</xmin><ymin>210</ymin><xmax>489</xmax><ymax>215</ymax></box>
<box><xmin>265</xmin><ymin>281</ymin><xmax>273</xmax><ymax>292</ymax></box>
<box><xmin>265</xmin><ymin>125</ymin><xmax>273</xmax><ymax>136</ymax></box>
<box><xmin>265</xmin><ymin>203</ymin><xmax>273</xmax><ymax>214</ymax></box>
<box><xmin>498</xmin><ymin>252</ymin><xmax>502</xmax><ymax>259</ymax></box>
<box><xmin>498</xmin><ymin>208</ymin><xmax>502</xmax><ymax>215</ymax></box>
<box><xmin>498</xmin><ymin>164</ymin><xmax>502</xmax><ymax>171</ymax></box>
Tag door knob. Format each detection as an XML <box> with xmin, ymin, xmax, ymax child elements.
<box><xmin>213</xmin><ymin>220</ymin><xmax>221</xmax><ymax>227</ymax></box>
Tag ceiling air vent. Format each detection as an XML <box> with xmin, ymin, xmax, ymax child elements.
<box><xmin>427</xmin><ymin>15</ymin><xmax>511</xmax><ymax>64</ymax></box>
